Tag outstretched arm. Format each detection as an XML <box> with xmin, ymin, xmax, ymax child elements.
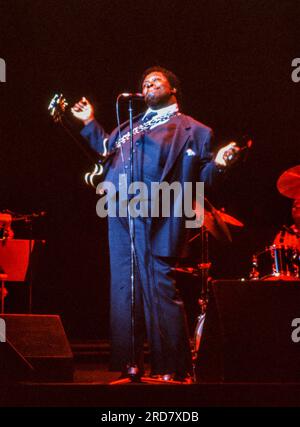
<box><xmin>199</xmin><ymin>130</ymin><xmax>240</xmax><ymax>189</ymax></box>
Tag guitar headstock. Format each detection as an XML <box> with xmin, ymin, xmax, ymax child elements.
<box><xmin>48</xmin><ymin>93</ymin><xmax>68</xmax><ymax>122</ymax></box>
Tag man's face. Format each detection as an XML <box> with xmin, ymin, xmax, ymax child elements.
<box><xmin>142</xmin><ymin>71</ymin><xmax>176</xmax><ymax>109</ymax></box>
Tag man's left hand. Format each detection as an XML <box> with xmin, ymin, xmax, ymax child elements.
<box><xmin>215</xmin><ymin>142</ymin><xmax>240</xmax><ymax>167</ymax></box>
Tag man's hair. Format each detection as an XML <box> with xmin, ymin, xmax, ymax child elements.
<box><xmin>139</xmin><ymin>66</ymin><xmax>182</xmax><ymax>104</ymax></box>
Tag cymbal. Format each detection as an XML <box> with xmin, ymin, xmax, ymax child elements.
<box><xmin>189</xmin><ymin>198</ymin><xmax>232</xmax><ymax>243</ymax></box>
<box><xmin>277</xmin><ymin>165</ymin><xmax>300</xmax><ymax>199</ymax></box>
<box><xmin>217</xmin><ymin>209</ymin><xmax>244</xmax><ymax>227</ymax></box>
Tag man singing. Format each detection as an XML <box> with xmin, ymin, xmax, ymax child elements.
<box><xmin>71</xmin><ymin>66</ymin><xmax>235</xmax><ymax>382</ymax></box>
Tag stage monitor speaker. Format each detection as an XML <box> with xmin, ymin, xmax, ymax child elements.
<box><xmin>0</xmin><ymin>314</ymin><xmax>74</xmax><ymax>381</ymax></box>
<box><xmin>196</xmin><ymin>280</ymin><xmax>300</xmax><ymax>382</ymax></box>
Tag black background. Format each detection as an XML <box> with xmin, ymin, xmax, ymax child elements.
<box><xmin>0</xmin><ymin>0</ymin><xmax>299</xmax><ymax>339</ymax></box>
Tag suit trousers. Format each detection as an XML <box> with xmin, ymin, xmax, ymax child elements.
<box><xmin>108</xmin><ymin>215</ymin><xmax>192</xmax><ymax>376</ymax></box>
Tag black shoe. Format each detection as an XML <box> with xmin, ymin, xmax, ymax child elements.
<box><xmin>118</xmin><ymin>365</ymin><xmax>143</xmax><ymax>382</ymax></box>
<box><xmin>149</xmin><ymin>373</ymin><xmax>193</xmax><ymax>384</ymax></box>
<box><xmin>173</xmin><ymin>373</ymin><xmax>194</xmax><ymax>384</ymax></box>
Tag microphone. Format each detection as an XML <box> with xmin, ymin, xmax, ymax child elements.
<box><xmin>119</xmin><ymin>92</ymin><xmax>144</xmax><ymax>99</ymax></box>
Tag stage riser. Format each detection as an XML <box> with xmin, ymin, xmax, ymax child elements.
<box><xmin>197</xmin><ymin>280</ymin><xmax>300</xmax><ymax>382</ymax></box>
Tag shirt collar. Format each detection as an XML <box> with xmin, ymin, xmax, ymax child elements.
<box><xmin>142</xmin><ymin>103</ymin><xmax>179</xmax><ymax>121</ymax></box>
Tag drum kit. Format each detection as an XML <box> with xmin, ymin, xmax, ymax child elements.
<box><xmin>173</xmin><ymin>165</ymin><xmax>300</xmax><ymax>364</ymax></box>
<box><xmin>180</xmin><ymin>165</ymin><xmax>300</xmax><ymax>282</ymax></box>
<box><xmin>250</xmin><ymin>165</ymin><xmax>300</xmax><ymax>281</ymax></box>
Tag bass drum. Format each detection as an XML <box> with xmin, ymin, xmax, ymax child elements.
<box><xmin>253</xmin><ymin>244</ymin><xmax>300</xmax><ymax>280</ymax></box>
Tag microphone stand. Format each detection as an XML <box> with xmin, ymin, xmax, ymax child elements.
<box><xmin>110</xmin><ymin>95</ymin><xmax>165</xmax><ymax>385</ymax></box>
<box><xmin>126</xmin><ymin>98</ymin><xmax>140</xmax><ymax>381</ymax></box>
<box><xmin>110</xmin><ymin>96</ymin><xmax>141</xmax><ymax>384</ymax></box>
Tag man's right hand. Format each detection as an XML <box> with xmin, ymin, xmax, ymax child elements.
<box><xmin>71</xmin><ymin>97</ymin><xmax>94</xmax><ymax>126</ymax></box>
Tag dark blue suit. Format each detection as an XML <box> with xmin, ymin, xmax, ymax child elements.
<box><xmin>81</xmin><ymin>112</ymin><xmax>222</xmax><ymax>376</ymax></box>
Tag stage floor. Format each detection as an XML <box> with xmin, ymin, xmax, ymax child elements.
<box><xmin>1</xmin><ymin>361</ymin><xmax>300</xmax><ymax>407</ymax></box>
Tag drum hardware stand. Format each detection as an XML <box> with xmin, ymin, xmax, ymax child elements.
<box><xmin>191</xmin><ymin>226</ymin><xmax>212</xmax><ymax>381</ymax></box>
<box><xmin>249</xmin><ymin>254</ymin><xmax>260</xmax><ymax>280</ymax></box>
<box><xmin>28</xmin><ymin>221</ymin><xmax>34</xmax><ymax>313</ymax></box>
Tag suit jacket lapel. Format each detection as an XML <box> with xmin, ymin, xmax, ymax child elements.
<box><xmin>160</xmin><ymin>114</ymin><xmax>191</xmax><ymax>182</ymax></box>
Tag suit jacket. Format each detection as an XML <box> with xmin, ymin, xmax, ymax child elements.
<box><xmin>81</xmin><ymin>113</ymin><xmax>223</xmax><ymax>257</ymax></box>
